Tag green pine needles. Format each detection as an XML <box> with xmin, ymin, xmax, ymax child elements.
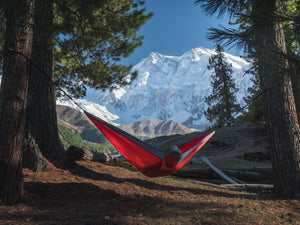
<box><xmin>204</xmin><ymin>45</ymin><xmax>241</xmax><ymax>127</ymax></box>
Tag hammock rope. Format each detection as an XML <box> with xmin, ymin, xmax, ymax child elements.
<box><xmin>8</xmin><ymin>48</ymin><xmax>215</xmax><ymax>177</ymax></box>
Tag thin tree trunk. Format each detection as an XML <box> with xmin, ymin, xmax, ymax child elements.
<box><xmin>26</xmin><ymin>0</ymin><xmax>64</xmax><ymax>162</ymax></box>
<box><xmin>253</xmin><ymin>0</ymin><xmax>300</xmax><ymax>198</ymax></box>
<box><xmin>0</xmin><ymin>0</ymin><xmax>35</xmax><ymax>205</ymax></box>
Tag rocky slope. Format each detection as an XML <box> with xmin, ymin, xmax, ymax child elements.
<box><xmin>56</xmin><ymin>105</ymin><xmax>194</xmax><ymax>140</ymax></box>
<box><xmin>119</xmin><ymin>119</ymin><xmax>193</xmax><ymax>139</ymax></box>
<box><xmin>145</xmin><ymin>121</ymin><xmax>271</xmax><ymax>172</ymax></box>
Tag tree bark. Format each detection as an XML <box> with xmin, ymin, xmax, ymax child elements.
<box><xmin>22</xmin><ymin>134</ymin><xmax>49</xmax><ymax>172</ymax></box>
<box><xmin>253</xmin><ymin>0</ymin><xmax>300</xmax><ymax>198</ymax></box>
<box><xmin>26</xmin><ymin>0</ymin><xmax>64</xmax><ymax>163</ymax></box>
<box><xmin>0</xmin><ymin>0</ymin><xmax>35</xmax><ymax>205</ymax></box>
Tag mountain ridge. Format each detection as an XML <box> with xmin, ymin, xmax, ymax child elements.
<box><xmin>119</xmin><ymin>119</ymin><xmax>193</xmax><ymax>140</ymax></box>
<box><xmin>56</xmin><ymin>105</ymin><xmax>193</xmax><ymax>141</ymax></box>
<box><xmin>0</xmin><ymin>46</ymin><xmax>252</xmax><ymax>129</ymax></box>
<box><xmin>58</xmin><ymin>46</ymin><xmax>252</xmax><ymax>130</ymax></box>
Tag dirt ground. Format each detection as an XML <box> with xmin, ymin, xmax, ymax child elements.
<box><xmin>0</xmin><ymin>161</ymin><xmax>299</xmax><ymax>225</ymax></box>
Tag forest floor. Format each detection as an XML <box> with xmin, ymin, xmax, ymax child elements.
<box><xmin>0</xmin><ymin>160</ymin><xmax>299</xmax><ymax>225</ymax></box>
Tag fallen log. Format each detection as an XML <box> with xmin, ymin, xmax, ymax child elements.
<box><xmin>223</xmin><ymin>169</ymin><xmax>273</xmax><ymax>183</ymax></box>
<box><xmin>175</xmin><ymin>167</ymin><xmax>273</xmax><ymax>183</ymax></box>
<box><xmin>201</xmin><ymin>156</ymin><xmax>238</xmax><ymax>184</ymax></box>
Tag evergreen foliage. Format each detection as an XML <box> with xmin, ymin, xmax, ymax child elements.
<box><xmin>58</xmin><ymin>124</ymin><xmax>116</xmax><ymax>154</ymax></box>
<box><xmin>204</xmin><ymin>45</ymin><xmax>240</xmax><ymax>127</ymax></box>
<box><xmin>54</xmin><ymin>0</ymin><xmax>152</xmax><ymax>97</ymax></box>
<box><xmin>0</xmin><ymin>0</ymin><xmax>151</xmax><ymax>171</ymax></box>
<box><xmin>80</xmin><ymin>127</ymin><xmax>106</xmax><ymax>143</ymax></box>
<box><xmin>196</xmin><ymin>0</ymin><xmax>300</xmax><ymax>198</ymax></box>
<box><xmin>284</xmin><ymin>0</ymin><xmax>300</xmax><ymax>119</ymax></box>
<box><xmin>0</xmin><ymin>1</ymin><xmax>152</xmax><ymax>97</ymax></box>
<box><xmin>197</xmin><ymin>0</ymin><xmax>299</xmax><ymax>122</ymax></box>
<box><xmin>242</xmin><ymin>61</ymin><xmax>264</xmax><ymax>122</ymax></box>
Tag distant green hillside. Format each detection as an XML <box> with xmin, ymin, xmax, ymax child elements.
<box><xmin>80</xmin><ymin>127</ymin><xmax>107</xmax><ymax>143</ymax></box>
<box><xmin>58</xmin><ymin>124</ymin><xmax>116</xmax><ymax>154</ymax></box>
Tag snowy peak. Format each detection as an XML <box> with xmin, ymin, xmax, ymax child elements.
<box><xmin>182</xmin><ymin>47</ymin><xmax>213</xmax><ymax>61</ymax></box>
<box><xmin>59</xmin><ymin>47</ymin><xmax>252</xmax><ymax>130</ymax></box>
<box><xmin>148</xmin><ymin>52</ymin><xmax>164</xmax><ymax>64</ymax></box>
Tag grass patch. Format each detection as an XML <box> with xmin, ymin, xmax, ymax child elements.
<box><xmin>58</xmin><ymin>124</ymin><xmax>116</xmax><ymax>154</ymax></box>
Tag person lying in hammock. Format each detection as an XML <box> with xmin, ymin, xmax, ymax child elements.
<box><xmin>163</xmin><ymin>145</ymin><xmax>182</xmax><ymax>170</ymax></box>
<box><xmin>84</xmin><ymin>110</ymin><xmax>214</xmax><ymax>177</ymax></box>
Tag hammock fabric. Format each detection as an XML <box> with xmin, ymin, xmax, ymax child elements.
<box><xmin>85</xmin><ymin>111</ymin><xmax>214</xmax><ymax>177</ymax></box>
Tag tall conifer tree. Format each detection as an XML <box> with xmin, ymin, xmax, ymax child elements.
<box><xmin>0</xmin><ymin>0</ymin><xmax>151</xmax><ymax>204</ymax></box>
<box><xmin>204</xmin><ymin>45</ymin><xmax>240</xmax><ymax>127</ymax></box>
<box><xmin>196</xmin><ymin>0</ymin><xmax>300</xmax><ymax>197</ymax></box>
<box><xmin>24</xmin><ymin>0</ymin><xmax>152</xmax><ymax>163</ymax></box>
<box><xmin>0</xmin><ymin>0</ymin><xmax>35</xmax><ymax>205</ymax></box>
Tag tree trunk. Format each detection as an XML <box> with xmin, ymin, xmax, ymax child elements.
<box><xmin>0</xmin><ymin>0</ymin><xmax>35</xmax><ymax>205</ymax></box>
<box><xmin>253</xmin><ymin>0</ymin><xmax>300</xmax><ymax>198</ymax></box>
<box><xmin>22</xmin><ymin>134</ymin><xmax>49</xmax><ymax>172</ymax></box>
<box><xmin>26</xmin><ymin>0</ymin><xmax>64</xmax><ymax>163</ymax></box>
<box><xmin>290</xmin><ymin>63</ymin><xmax>300</xmax><ymax>122</ymax></box>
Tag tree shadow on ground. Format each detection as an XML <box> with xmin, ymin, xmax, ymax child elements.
<box><xmin>64</xmin><ymin>161</ymin><xmax>124</xmax><ymax>183</ymax></box>
<box><xmin>3</xmin><ymin>181</ymin><xmax>238</xmax><ymax>225</ymax></box>
<box><xmin>65</xmin><ymin>161</ymin><xmax>259</xmax><ymax>200</ymax></box>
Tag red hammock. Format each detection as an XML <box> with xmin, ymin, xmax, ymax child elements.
<box><xmin>85</xmin><ymin>111</ymin><xmax>214</xmax><ymax>177</ymax></box>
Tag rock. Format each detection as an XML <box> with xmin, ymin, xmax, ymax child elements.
<box><xmin>65</xmin><ymin>146</ymin><xmax>112</xmax><ymax>162</ymax></box>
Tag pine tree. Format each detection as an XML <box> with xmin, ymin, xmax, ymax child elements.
<box><xmin>54</xmin><ymin>0</ymin><xmax>152</xmax><ymax>94</ymax></box>
<box><xmin>24</xmin><ymin>0</ymin><xmax>152</xmax><ymax>164</ymax></box>
<box><xmin>196</xmin><ymin>0</ymin><xmax>300</xmax><ymax>198</ymax></box>
<box><xmin>242</xmin><ymin>60</ymin><xmax>264</xmax><ymax>122</ymax></box>
<box><xmin>204</xmin><ymin>45</ymin><xmax>240</xmax><ymax>127</ymax></box>
<box><xmin>284</xmin><ymin>0</ymin><xmax>300</xmax><ymax>120</ymax></box>
<box><xmin>0</xmin><ymin>0</ymin><xmax>151</xmax><ymax>204</ymax></box>
<box><xmin>0</xmin><ymin>0</ymin><xmax>35</xmax><ymax>205</ymax></box>
<box><xmin>25</xmin><ymin>0</ymin><xmax>64</xmax><ymax>163</ymax></box>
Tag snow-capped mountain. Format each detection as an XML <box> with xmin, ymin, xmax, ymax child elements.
<box><xmin>0</xmin><ymin>47</ymin><xmax>252</xmax><ymax>129</ymax></box>
<box><xmin>59</xmin><ymin>47</ymin><xmax>252</xmax><ymax>130</ymax></box>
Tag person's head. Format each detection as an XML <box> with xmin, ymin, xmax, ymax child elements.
<box><xmin>168</xmin><ymin>145</ymin><xmax>181</xmax><ymax>156</ymax></box>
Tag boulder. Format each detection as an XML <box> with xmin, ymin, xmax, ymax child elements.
<box><xmin>65</xmin><ymin>146</ymin><xmax>112</xmax><ymax>162</ymax></box>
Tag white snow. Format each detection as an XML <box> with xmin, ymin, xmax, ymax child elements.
<box><xmin>0</xmin><ymin>46</ymin><xmax>253</xmax><ymax>129</ymax></box>
<box><xmin>59</xmin><ymin>46</ymin><xmax>252</xmax><ymax>130</ymax></box>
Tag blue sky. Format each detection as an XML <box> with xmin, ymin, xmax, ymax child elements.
<box><xmin>121</xmin><ymin>0</ymin><xmax>238</xmax><ymax>66</ymax></box>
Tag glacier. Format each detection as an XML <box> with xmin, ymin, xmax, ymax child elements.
<box><xmin>59</xmin><ymin>47</ymin><xmax>253</xmax><ymax>130</ymax></box>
